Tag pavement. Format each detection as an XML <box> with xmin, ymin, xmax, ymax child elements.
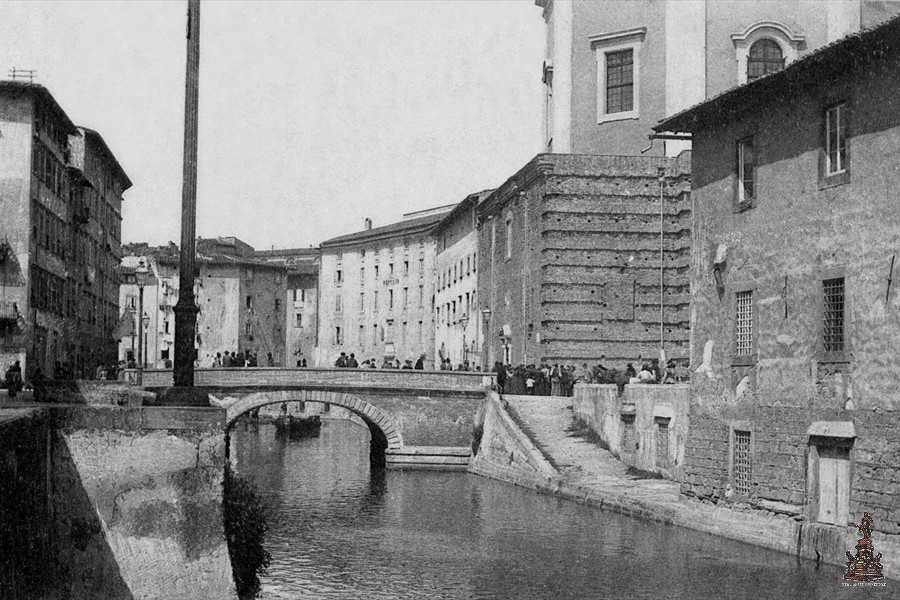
<box><xmin>504</xmin><ymin>394</ymin><xmax>682</xmax><ymax>507</ymax></box>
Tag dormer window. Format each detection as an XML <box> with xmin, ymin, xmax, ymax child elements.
<box><xmin>747</xmin><ymin>39</ymin><xmax>784</xmax><ymax>81</ymax></box>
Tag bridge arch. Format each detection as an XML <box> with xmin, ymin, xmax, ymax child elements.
<box><xmin>224</xmin><ymin>389</ymin><xmax>403</xmax><ymax>467</ymax></box>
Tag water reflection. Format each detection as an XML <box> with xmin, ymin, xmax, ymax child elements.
<box><xmin>229</xmin><ymin>420</ymin><xmax>894</xmax><ymax>600</ymax></box>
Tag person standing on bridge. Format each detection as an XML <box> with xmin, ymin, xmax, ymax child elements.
<box><xmin>347</xmin><ymin>353</ymin><xmax>358</xmax><ymax>368</ymax></box>
<box><xmin>414</xmin><ymin>353</ymin><xmax>425</xmax><ymax>370</ymax></box>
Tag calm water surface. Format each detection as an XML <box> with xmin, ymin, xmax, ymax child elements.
<box><xmin>229</xmin><ymin>420</ymin><xmax>894</xmax><ymax>600</ymax></box>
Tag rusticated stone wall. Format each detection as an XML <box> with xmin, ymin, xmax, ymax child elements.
<box><xmin>477</xmin><ymin>152</ymin><xmax>691</xmax><ymax>368</ymax></box>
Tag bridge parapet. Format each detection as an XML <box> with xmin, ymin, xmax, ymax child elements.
<box><xmin>141</xmin><ymin>367</ymin><xmax>494</xmax><ymax>392</ymax></box>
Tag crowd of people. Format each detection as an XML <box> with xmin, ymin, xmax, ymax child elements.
<box><xmin>211</xmin><ymin>350</ymin><xmax>278</xmax><ymax>368</ymax></box>
<box><xmin>493</xmin><ymin>356</ymin><xmax>691</xmax><ymax>396</ymax></box>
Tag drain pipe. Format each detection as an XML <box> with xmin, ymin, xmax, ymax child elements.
<box><xmin>658</xmin><ymin>167</ymin><xmax>665</xmax><ymax>359</ymax></box>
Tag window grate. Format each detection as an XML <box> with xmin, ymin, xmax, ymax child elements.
<box><xmin>656</xmin><ymin>421</ymin><xmax>669</xmax><ymax>467</ymax></box>
<box><xmin>826</xmin><ymin>104</ymin><xmax>847</xmax><ymax>175</ymax></box>
<box><xmin>747</xmin><ymin>39</ymin><xmax>784</xmax><ymax>81</ymax></box>
<box><xmin>606</xmin><ymin>49</ymin><xmax>634</xmax><ymax>114</ymax></box>
<box><xmin>733</xmin><ymin>430</ymin><xmax>752</xmax><ymax>495</ymax></box>
<box><xmin>735</xmin><ymin>290</ymin><xmax>753</xmax><ymax>355</ymax></box>
<box><xmin>823</xmin><ymin>277</ymin><xmax>845</xmax><ymax>353</ymax></box>
<box><xmin>738</xmin><ymin>138</ymin><xmax>755</xmax><ymax>202</ymax></box>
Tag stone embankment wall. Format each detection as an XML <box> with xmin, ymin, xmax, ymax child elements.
<box><xmin>39</xmin><ymin>379</ymin><xmax>154</xmax><ymax>406</ymax></box>
<box><xmin>468</xmin><ymin>392</ymin><xmax>556</xmax><ymax>487</ymax></box>
<box><xmin>572</xmin><ymin>383</ymin><xmax>689</xmax><ymax>480</ymax></box>
<box><xmin>0</xmin><ymin>407</ymin><xmax>237</xmax><ymax>600</ymax></box>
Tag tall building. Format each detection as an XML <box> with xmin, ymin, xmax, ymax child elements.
<box><xmin>119</xmin><ymin>238</ymin><xmax>288</xmax><ymax>368</ymax></box>
<box><xmin>537</xmin><ymin>0</ymin><xmax>896</xmax><ymax>156</ymax></box>
<box><xmin>255</xmin><ymin>247</ymin><xmax>320</xmax><ymax>366</ymax></box>
<box><xmin>433</xmin><ymin>191</ymin><xmax>491</xmax><ymax>369</ymax></box>
<box><xmin>656</xmin><ymin>14</ymin><xmax>900</xmax><ymax>533</ymax></box>
<box><xmin>317</xmin><ymin>207</ymin><xmax>452</xmax><ymax>368</ymax></box>
<box><xmin>0</xmin><ymin>81</ymin><xmax>130</xmax><ymax>378</ymax></box>
<box><xmin>474</xmin><ymin>1</ymin><xmax>899</xmax><ymax>371</ymax></box>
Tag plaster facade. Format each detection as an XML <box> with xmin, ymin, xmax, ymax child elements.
<box><xmin>536</xmin><ymin>0</ymin><xmax>895</xmax><ymax>156</ymax></box>
<box><xmin>433</xmin><ymin>191</ymin><xmax>490</xmax><ymax>370</ymax></box>
<box><xmin>317</xmin><ymin>209</ymin><xmax>451</xmax><ymax>368</ymax></box>
<box><xmin>0</xmin><ymin>82</ymin><xmax>129</xmax><ymax>380</ymax></box>
<box><xmin>658</xmin><ymin>16</ymin><xmax>900</xmax><ymax>533</ymax></box>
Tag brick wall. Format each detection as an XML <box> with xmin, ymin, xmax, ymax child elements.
<box><xmin>478</xmin><ymin>152</ymin><xmax>691</xmax><ymax>367</ymax></box>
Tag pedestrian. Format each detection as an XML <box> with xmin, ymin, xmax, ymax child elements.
<box><xmin>5</xmin><ymin>361</ymin><xmax>23</xmax><ymax>398</ymax></box>
<box><xmin>414</xmin><ymin>353</ymin><xmax>426</xmax><ymax>370</ymax></box>
<box><xmin>494</xmin><ymin>361</ymin><xmax>507</xmax><ymax>393</ymax></box>
<box><xmin>213</xmin><ymin>352</ymin><xmax>222</xmax><ymax>368</ymax></box>
<box><xmin>267</xmin><ymin>352</ymin><xmax>275</xmax><ymax>367</ymax></box>
<box><xmin>347</xmin><ymin>353</ymin><xmax>359</xmax><ymax>368</ymax></box>
<box><xmin>402</xmin><ymin>359</ymin><xmax>413</xmax><ymax>370</ymax></box>
<box><xmin>335</xmin><ymin>352</ymin><xmax>347</xmax><ymax>368</ymax></box>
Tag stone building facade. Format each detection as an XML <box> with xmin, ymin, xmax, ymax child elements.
<box><xmin>433</xmin><ymin>191</ymin><xmax>490</xmax><ymax>370</ymax></box>
<box><xmin>476</xmin><ymin>153</ymin><xmax>691</xmax><ymax>369</ymax></box>
<box><xmin>119</xmin><ymin>238</ymin><xmax>288</xmax><ymax>368</ymax></box>
<box><xmin>0</xmin><ymin>81</ymin><xmax>130</xmax><ymax>379</ymax></box>
<box><xmin>317</xmin><ymin>208</ymin><xmax>451</xmax><ymax>368</ymax></box>
<box><xmin>256</xmin><ymin>247</ymin><xmax>320</xmax><ymax>366</ymax></box>
<box><xmin>657</xmin><ymin>15</ymin><xmax>900</xmax><ymax>533</ymax></box>
<box><xmin>537</xmin><ymin>0</ymin><xmax>896</xmax><ymax>156</ymax></box>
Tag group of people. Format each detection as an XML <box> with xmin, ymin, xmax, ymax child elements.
<box><xmin>437</xmin><ymin>358</ymin><xmax>481</xmax><ymax>371</ymax></box>
<box><xmin>493</xmin><ymin>356</ymin><xmax>691</xmax><ymax>396</ymax></box>
<box><xmin>212</xmin><ymin>350</ymin><xmax>277</xmax><ymax>368</ymax></box>
<box><xmin>333</xmin><ymin>352</ymin><xmax>429</xmax><ymax>370</ymax></box>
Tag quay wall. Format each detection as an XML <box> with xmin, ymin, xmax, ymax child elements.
<box><xmin>572</xmin><ymin>383</ymin><xmax>690</xmax><ymax>480</ymax></box>
<box><xmin>471</xmin><ymin>392</ymin><xmax>900</xmax><ymax>580</ymax></box>
<box><xmin>0</xmin><ymin>407</ymin><xmax>237</xmax><ymax>600</ymax></box>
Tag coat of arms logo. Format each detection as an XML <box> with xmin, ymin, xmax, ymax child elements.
<box><xmin>844</xmin><ymin>513</ymin><xmax>885</xmax><ymax>582</ymax></box>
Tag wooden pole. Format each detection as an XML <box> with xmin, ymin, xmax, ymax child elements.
<box><xmin>173</xmin><ymin>0</ymin><xmax>201</xmax><ymax>387</ymax></box>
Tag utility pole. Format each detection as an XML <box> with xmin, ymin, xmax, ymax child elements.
<box><xmin>173</xmin><ymin>0</ymin><xmax>201</xmax><ymax>388</ymax></box>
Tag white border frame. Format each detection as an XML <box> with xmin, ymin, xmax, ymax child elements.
<box><xmin>591</xmin><ymin>27</ymin><xmax>645</xmax><ymax>124</ymax></box>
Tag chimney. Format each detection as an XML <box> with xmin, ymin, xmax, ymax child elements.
<box><xmin>364</xmin><ymin>218</ymin><xmax>373</xmax><ymax>231</ymax></box>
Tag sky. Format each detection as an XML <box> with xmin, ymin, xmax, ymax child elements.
<box><xmin>0</xmin><ymin>0</ymin><xmax>545</xmax><ymax>251</ymax></box>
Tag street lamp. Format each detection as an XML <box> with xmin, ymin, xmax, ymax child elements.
<box><xmin>459</xmin><ymin>313</ymin><xmax>470</xmax><ymax>366</ymax></box>
<box><xmin>135</xmin><ymin>259</ymin><xmax>150</xmax><ymax>386</ymax></box>
<box><xmin>481</xmin><ymin>308</ymin><xmax>492</xmax><ymax>370</ymax></box>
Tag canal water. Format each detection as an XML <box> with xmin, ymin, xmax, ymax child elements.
<box><xmin>229</xmin><ymin>419</ymin><xmax>893</xmax><ymax>600</ymax></box>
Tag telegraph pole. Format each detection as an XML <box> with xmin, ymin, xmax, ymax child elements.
<box><xmin>173</xmin><ymin>0</ymin><xmax>201</xmax><ymax>388</ymax></box>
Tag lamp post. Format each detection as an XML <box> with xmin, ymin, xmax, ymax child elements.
<box><xmin>480</xmin><ymin>308</ymin><xmax>491</xmax><ymax>370</ymax></box>
<box><xmin>135</xmin><ymin>260</ymin><xmax>150</xmax><ymax>386</ymax></box>
<box><xmin>459</xmin><ymin>313</ymin><xmax>469</xmax><ymax>366</ymax></box>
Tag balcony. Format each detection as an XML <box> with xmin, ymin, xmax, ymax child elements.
<box><xmin>0</xmin><ymin>301</ymin><xmax>20</xmax><ymax>321</ymax></box>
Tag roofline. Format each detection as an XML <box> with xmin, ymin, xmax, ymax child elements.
<box><xmin>432</xmin><ymin>189</ymin><xmax>494</xmax><ymax>235</ymax></box>
<box><xmin>320</xmin><ymin>210</ymin><xmax>450</xmax><ymax>249</ymax></box>
<box><xmin>0</xmin><ymin>81</ymin><xmax>78</xmax><ymax>135</ymax></box>
<box><xmin>78</xmin><ymin>126</ymin><xmax>133</xmax><ymax>190</ymax></box>
<box><xmin>655</xmin><ymin>15</ymin><xmax>900</xmax><ymax>134</ymax></box>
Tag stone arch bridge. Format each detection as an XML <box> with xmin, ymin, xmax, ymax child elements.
<box><xmin>142</xmin><ymin>368</ymin><xmax>491</xmax><ymax>468</ymax></box>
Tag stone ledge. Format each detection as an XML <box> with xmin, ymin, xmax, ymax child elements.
<box><xmin>49</xmin><ymin>406</ymin><xmax>226</xmax><ymax>433</ymax></box>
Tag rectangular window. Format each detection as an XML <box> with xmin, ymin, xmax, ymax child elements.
<box><xmin>404</xmin><ymin>261</ymin><xmax>409</xmax><ymax>276</ymax></box>
<box><xmin>732</xmin><ymin>430</ymin><xmax>752</xmax><ymax>495</ymax></box>
<box><xmin>418</xmin><ymin>320</ymin><xmax>423</xmax><ymax>342</ymax></box>
<box><xmin>360</xmin><ymin>267</ymin><xmax>365</xmax><ymax>283</ymax></box>
<box><xmin>335</xmin><ymin>326</ymin><xmax>342</xmax><ymax>345</ymax></box>
<box><xmin>359</xmin><ymin>324</ymin><xmax>365</xmax><ymax>346</ymax></box>
<box><xmin>359</xmin><ymin>292</ymin><xmax>365</xmax><ymax>311</ymax></box>
<box><xmin>292</xmin><ymin>289</ymin><xmax>298</xmax><ymax>302</ymax></box>
<box><xmin>737</xmin><ymin>137</ymin><xmax>755</xmax><ymax>204</ymax></box>
<box><xmin>418</xmin><ymin>285</ymin><xmax>424</xmax><ymax>308</ymax></box>
<box><xmin>246</xmin><ymin>295</ymin><xmax>252</xmax><ymax>309</ymax></box>
<box><xmin>374</xmin><ymin>291</ymin><xmax>379</xmax><ymax>312</ymax></box>
<box><xmin>823</xmin><ymin>277</ymin><xmax>845</xmax><ymax>354</ymax></box>
<box><xmin>389</xmin><ymin>263</ymin><xmax>394</xmax><ymax>276</ymax></box>
<box><xmin>375</xmin><ymin>265</ymin><xmax>379</xmax><ymax>279</ymax></box>
<box><xmin>389</xmin><ymin>289</ymin><xmax>394</xmax><ymax>310</ymax></box>
<box><xmin>335</xmin><ymin>295</ymin><xmax>342</xmax><ymax>313</ymax></box>
<box><xmin>295</xmin><ymin>314</ymin><xmax>302</xmax><ymax>327</ymax></box>
<box><xmin>735</xmin><ymin>290</ymin><xmax>753</xmax><ymax>356</ymax></box>
<box><xmin>403</xmin><ymin>287</ymin><xmax>408</xmax><ymax>308</ymax></box>
<box><xmin>418</xmin><ymin>258</ymin><xmax>424</xmax><ymax>278</ymax></box>
<box><xmin>336</xmin><ymin>269</ymin><xmax>342</xmax><ymax>285</ymax></box>
<box><xmin>275</xmin><ymin>298</ymin><xmax>281</xmax><ymax>312</ymax></box>
<box><xmin>826</xmin><ymin>104</ymin><xmax>847</xmax><ymax>176</ymax></box>
<box><xmin>505</xmin><ymin>219</ymin><xmax>512</xmax><ymax>259</ymax></box>
<box><xmin>605</xmin><ymin>49</ymin><xmax>634</xmax><ymax>114</ymax></box>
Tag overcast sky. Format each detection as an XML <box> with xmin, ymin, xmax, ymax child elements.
<box><xmin>0</xmin><ymin>1</ymin><xmax>545</xmax><ymax>250</ymax></box>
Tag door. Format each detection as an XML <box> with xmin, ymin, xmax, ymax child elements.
<box><xmin>818</xmin><ymin>445</ymin><xmax>850</xmax><ymax>525</ymax></box>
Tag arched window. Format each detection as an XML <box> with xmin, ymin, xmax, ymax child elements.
<box><xmin>747</xmin><ymin>39</ymin><xmax>784</xmax><ymax>81</ymax></box>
